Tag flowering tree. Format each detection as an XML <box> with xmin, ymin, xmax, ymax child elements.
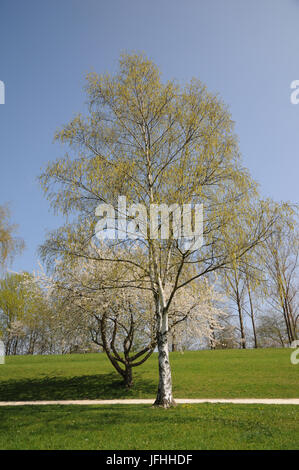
<box><xmin>168</xmin><ymin>277</ymin><xmax>227</xmax><ymax>351</ymax></box>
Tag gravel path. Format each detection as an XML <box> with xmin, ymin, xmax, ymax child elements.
<box><xmin>0</xmin><ymin>398</ymin><xmax>298</xmax><ymax>406</ymax></box>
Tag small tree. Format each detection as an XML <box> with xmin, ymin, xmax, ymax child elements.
<box><xmin>39</xmin><ymin>254</ymin><xmax>156</xmax><ymax>386</ymax></box>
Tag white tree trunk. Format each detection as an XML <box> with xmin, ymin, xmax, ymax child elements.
<box><xmin>153</xmin><ymin>302</ymin><xmax>176</xmax><ymax>407</ymax></box>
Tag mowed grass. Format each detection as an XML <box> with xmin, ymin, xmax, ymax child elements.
<box><xmin>0</xmin><ymin>350</ymin><xmax>298</xmax><ymax>450</ymax></box>
<box><xmin>0</xmin><ymin>404</ymin><xmax>298</xmax><ymax>450</ymax></box>
<box><xmin>0</xmin><ymin>348</ymin><xmax>298</xmax><ymax>400</ymax></box>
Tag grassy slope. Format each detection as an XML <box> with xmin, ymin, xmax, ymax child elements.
<box><xmin>0</xmin><ymin>348</ymin><xmax>298</xmax><ymax>400</ymax></box>
<box><xmin>0</xmin><ymin>404</ymin><xmax>298</xmax><ymax>450</ymax></box>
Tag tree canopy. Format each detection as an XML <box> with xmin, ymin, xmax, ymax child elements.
<box><xmin>40</xmin><ymin>53</ymin><xmax>278</xmax><ymax>407</ymax></box>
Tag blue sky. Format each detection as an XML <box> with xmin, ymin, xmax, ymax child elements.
<box><xmin>0</xmin><ymin>0</ymin><xmax>299</xmax><ymax>274</ymax></box>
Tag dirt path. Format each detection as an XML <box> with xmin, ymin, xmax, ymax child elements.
<box><xmin>0</xmin><ymin>398</ymin><xmax>298</xmax><ymax>406</ymax></box>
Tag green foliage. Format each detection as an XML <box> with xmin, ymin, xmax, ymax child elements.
<box><xmin>0</xmin><ymin>272</ymin><xmax>28</xmax><ymax>337</ymax></box>
<box><xmin>39</xmin><ymin>53</ymin><xmax>270</xmax><ymax>289</ymax></box>
<box><xmin>0</xmin><ymin>272</ymin><xmax>50</xmax><ymax>352</ymax></box>
<box><xmin>0</xmin><ymin>205</ymin><xmax>24</xmax><ymax>269</ymax></box>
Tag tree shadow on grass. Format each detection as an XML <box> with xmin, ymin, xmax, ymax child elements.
<box><xmin>0</xmin><ymin>373</ymin><xmax>157</xmax><ymax>401</ymax></box>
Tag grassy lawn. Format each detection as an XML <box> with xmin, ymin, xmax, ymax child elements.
<box><xmin>0</xmin><ymin>350</ymin><xmax>298</xmax><ymax>450</ymax></box>
<box><xmin>0</xmin><ymin>404</ymin><xmax>298</xmax><ymax>450</ymax></box>
<box><xmin>0</xmin><ymin>348</ymin><xmax>298</xmax><ymax>400</ymax></box>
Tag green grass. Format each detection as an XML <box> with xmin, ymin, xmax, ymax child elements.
<box><xmin>0</xmin><ymin>404</ymin><xmax>298</xmax><ymax>450</ymax></box>
<box><xmin>0</xmin><ymin>349</ymin><xmax>298</xmax><ymax>450</ymax></box>
<box><xmin>0</xmin><ymin>348</ymin><xmax>298</xmax><ymax>400</ymax></box>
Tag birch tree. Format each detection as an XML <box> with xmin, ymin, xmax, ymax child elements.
<box><xmin>40</xmin><ymin>53</ymin><xmax>275</xmax><ymax>407</ymax></box>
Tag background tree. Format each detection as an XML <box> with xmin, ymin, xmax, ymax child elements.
<box><xmin>0</xmin><ymin>271</ymin><xmax>84</xmax><ymax>355</ymax></box>
<box><xmin>0</xmin><ymin>272</ymin><xmax>27</xmax><ymax>354</ymax></box>
<box><xmin>0</xmin><ymin>205</ymin><xmax>24</xmax><ymax>269</ymax></box>
<box><xmin>0</xmin><ymin>272</ymin><xmax>49</xmax><ymax>354</ymax></box>
<box><xmin>256</xmin><ymin>312</ymin><xmax>289</xmax><ymax>348</ymax></box>
<box><xmin>221</xmin><ymin>260</ymin><xmax>247</xmax><ymax>348</ymax></box>
<box><xmin>260</xmin><ymin>207</ymin><xmax>298</xmax><ymax>344</ymax></box>
<box><xmin>218</xmin><ymin>200</ymin><xmax>290</xmax><ymax>349</ymax></box>
<box><xmin>213</xmin><ymin>319</ymin><xmax>240</xmax><ymax>349</ymax></box>
<box><xmin>168</xmin><ymin>277</ymin><xmax>227</xmax><ymax>351</ymax></box>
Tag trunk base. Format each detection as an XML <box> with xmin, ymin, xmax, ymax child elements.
<box><xmin>152</xmin><ymin>396</ymin><xmax>177</xmax><ymax>408</ymax></box>
<box><xmin>123</xmin><ymin>370</ymin><xmax>133</xmax><ymax>388</ymax></box>
<box><xmin>123</xmin><ymin>380</ymin><xmax>133</xmax><ymax>388</ymax></box>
